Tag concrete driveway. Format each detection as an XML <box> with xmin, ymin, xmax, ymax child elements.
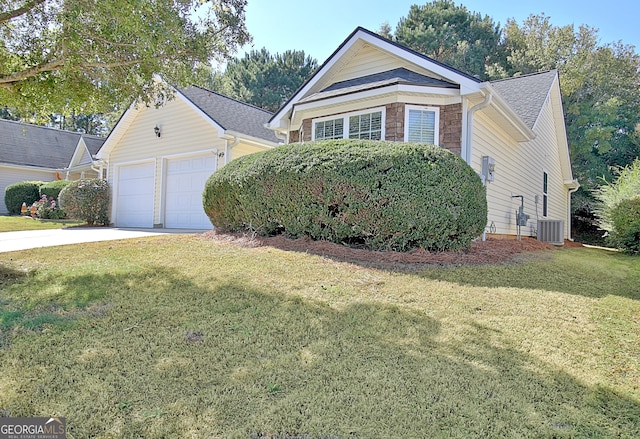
<box><xmin>0</xmin><ymin>227</ymin><xmax>207</xmax><ymax>253</ymax></box>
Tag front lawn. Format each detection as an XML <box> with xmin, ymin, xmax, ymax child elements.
<box><xmin>0</xmin><ymin>236</ymin><xmax>638</xmax><ymax>438</ymax></box>
<box><xmin>0</xmin><ymin>215</ymin><xmax>84</xmax><ymax>232</ymax></box>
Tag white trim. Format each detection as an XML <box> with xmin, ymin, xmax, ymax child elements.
<box><xmin>111</xmin><ymin>158</ymin><xmax>156</xmax><ymax>227</ymax></box>
<box><xmin>311</xmin><ymin>106</ymin><xmax>386</xmax><ymax>141</ymax></box>
<box><xmin>404</xmin><ymin>105</ymin><xmax>440</xmax><ymax>145</ymax></box>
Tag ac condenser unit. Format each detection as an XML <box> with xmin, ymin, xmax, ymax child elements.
<box><xmin>537</xmin><ymin>220</ymin><xmax>564</xmax><ymax>245</ymax></box>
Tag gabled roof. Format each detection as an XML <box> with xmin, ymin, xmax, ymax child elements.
<box><xmin>0</xmin><ymin>119</ymin><xmax>105</xmax><ymax>169</ymax></box>
<box><xmin>179</xmin><ymin>86</ymin><xmax>279</xmax><ymax>143</ymax></box>
<box><xmin>298</xmin><ymin>67</ymin><xmax>459</xmax><ymax>104</ymax></box>
<box><xmin>268</xmin><ymin>27</ymin><xmax>483</xmax><ymax>129</ymax></box>
<box><xmin>490</xmin><ymin>70</ymin><xmax>557</xmax><ymax>130</ymax></box>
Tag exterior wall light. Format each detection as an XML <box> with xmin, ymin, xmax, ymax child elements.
<box><xmin>154</xmin><ymin>125</ymin><xmax>161</xmax><ymax>137</ymax></box>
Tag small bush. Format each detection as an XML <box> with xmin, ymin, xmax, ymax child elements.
<box><xmin>59</xmin><ymin>179</ymin><xmax>110</xmax><ymax>226</ymax></box>
<box><xmin>31</xmin><ymin>194</ymin><xmax>66</xmax><ymax>220</ymax></box>
<box><xmin>39</xmin><ymin>180</ymin><xmax>72</xmax><ymax>202</ymax></box>
<box><xmin>4</xmin><ymin>181</ymin><xmax>44</xmax><ymax>215</ymax></box>
<box><xmin>607</xmin><ymin>196</ymin><xmax>640</xmax><ymax>255</ymax></box>
<box><xmin>203</xmin><ymin>140</ymin><xmax>487</xmax><ymax>252</ymax></box>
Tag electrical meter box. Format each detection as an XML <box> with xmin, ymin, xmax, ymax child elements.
<box><xmin>517</xmin><ymin>207</ymin><xmax>530</xmax><ymax>226</ymax></box>
<box><xmin>482</xmin><ymin>156</ymin><xmax>495</xmax><ymax>182</ymax></box>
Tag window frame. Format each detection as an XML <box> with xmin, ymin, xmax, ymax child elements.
<box><xmin>542</xmin><ymin>171</ymin><xmax>549</xmax><ymax>218</ymax></box>
<box><xmin>312</xmin><ymin>107</ymin><xmax>386</xmax><ymax>141</ymax></box>
<box><xmin>404</xmin><ymin>105</ymin><xmax>440</xmax><ymax>145</ymax></box>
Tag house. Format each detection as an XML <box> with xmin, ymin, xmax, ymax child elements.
<box><xmin>0</xmin><ymin>119</ymin><xmax>105</xmax><ymax>214</ymax></box>
<box><xmin>95</xmin><ymin>86</ymin><xmax>280</xmax><ymax>229</ymax></box>
<box><xmin>266</xmin><ymin>27</ymin><xmax>579</xmax><ymax>241</ymax></box>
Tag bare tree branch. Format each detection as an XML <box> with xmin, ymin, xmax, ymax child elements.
<box><xmin>0</xmin><ymin>0</ymin><xmax>47</xmax><ymax>24</ymax></box>
<box><xmin>0</xmin><ymin>58</ymin><xmax>65</xmax><ymax>84</ymax></box>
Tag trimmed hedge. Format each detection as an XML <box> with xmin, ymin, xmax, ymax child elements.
<box><xmin>59</xmin><ymin>178</ymin><xmax>110</xmax><ymax>226</ymax></box>
<box><xmin>4</xmin><ymin>181</ymin><xmax>43</xmax><ymax>215</ymax></box>
<box><xmin>39</xmin><ymin>180</ymin><xmax>72</xmax><ymax>201</ymax></box>
<box><xmin>203</xmin><ymin>140</ymin><xmax>487</xmax><ymax>252</ymax></box>
<box><xmin>608</xmin><ymin>196</ymin><xmax>640</xmax><ymax>255</ymax></box>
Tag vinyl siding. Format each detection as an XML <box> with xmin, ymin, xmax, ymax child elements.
<box><xmin>472</xmin><ymin>96</ymin><xmax>569</xmax><ymax>239</ymax></box>
<box><xmin>0</xmin><ymin>165</ymin><xmax>56</xmax><ymax>214</ymax></box>
<box><xmin>104</xmin><ymin>97</ymin><xmax>224</xmax><ymax>226</ymax></box>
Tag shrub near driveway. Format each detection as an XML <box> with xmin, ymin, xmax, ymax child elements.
<box><xmin>59</xmin><ymin>178</ymin><xmax>110</xmax><ymax>226</ymax></box>
<box><xmin>204</xmin><ymin>140</ymin><xmax>487</xmax><ymax>252</ymax></box>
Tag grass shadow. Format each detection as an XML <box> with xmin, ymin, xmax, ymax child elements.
<box><xmin>0</xmin><ymin>265</ymin><xmax>638</xmax><ymax>437</ymax></box>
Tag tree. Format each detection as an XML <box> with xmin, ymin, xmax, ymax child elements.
<box><xmin>383</xmin><ymin>0</ymin><xmax>505</xmax><ymax>79</ymax></box>
<box><xmin>209</xmin><ymin>48</ymin><xmax>318</xmax><ymax>112</ymax></box>
<box><xmin>0</xmin><ymin>0</ymin><xmax>251</xmax><ymax>117</ymax></box>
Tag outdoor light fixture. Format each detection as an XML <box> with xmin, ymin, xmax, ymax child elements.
<box><xmin>154</xmin><ymin>125</ymin><xmax>161</xmax><ymax>137</ymax></box>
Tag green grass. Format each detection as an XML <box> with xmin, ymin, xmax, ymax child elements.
<box><xmin>0</xmin><ymin>236</ymin><xmax>639</xmax><ymax>438</ymax></box>
<box><xmin>0</xmin><ymin>215</ymin><xmax>84</xmax><ymax>232</ymax></box>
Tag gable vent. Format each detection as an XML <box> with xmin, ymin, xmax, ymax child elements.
<box><xmin>537</xmin><ymin>220</ymin><xmax>564</xmax><ymax>245</ymax></box>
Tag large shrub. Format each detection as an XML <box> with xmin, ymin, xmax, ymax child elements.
<box><xmin>59</xmin><ymin>178</ymin><xmax>110</xmax><ymax>226</ymax></box>
<box><xmin>4</xmin><ymin>181</ymin><xmax>43</xmax><ymax>215</ymax></box>
<box><xmin>594</xmin><ymin>159</ymin><xmax>640</xmax><ymax>233</ymax></box>
<box><xmin>607</xmin><ymin>196</ymin><xmax>640</xmax><ymax>255</ymax></box>
<box><xmin>39</xmin><ymin>180</ymin><xmax>72</xmax><ymax>202</ymax></box>
<box><xmin>203</xmin><ymin>140</ymin><xmax>487</xmax><ymax>252</ymax></box>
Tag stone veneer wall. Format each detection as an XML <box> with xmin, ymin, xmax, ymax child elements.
<box><xmin>289</xmin><ymin>103</ymin><xmax>462</xmax><ymax>155</ymax></box>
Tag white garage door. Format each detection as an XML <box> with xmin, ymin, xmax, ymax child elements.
<box><xmin>116</xmin><ymin>162</ymin><xmax>155</xmax><ymax>228</ymax></box>
<box><xmin>164</xmin><ymin>155</ymin><xmax>216</xmax><ymax>229</ymax></box>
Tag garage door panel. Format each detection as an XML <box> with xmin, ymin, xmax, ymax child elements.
<box><xmin>116</xmin><ymin>162</ymin><xmax>155</xmax><ymax>228</ymax></box>
<box><xmin>165</xmin><ymin>155</ymin><xmax>215</xmax><ymax>229</ymax></box>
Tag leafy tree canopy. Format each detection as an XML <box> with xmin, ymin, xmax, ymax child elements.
<box><xmin>209</xmin><ymin>48</ymin><xmax>318</xmax><ymax>112</ymax></box>
<box><xmin>0</xmin><ymin>0</ymin><xmax>251</xmax><ymax>116</ymax></box>
<box><xmin>384</xmin><ymin>0</ymin><xmax>504</xmax><ymax>80</ymax></box>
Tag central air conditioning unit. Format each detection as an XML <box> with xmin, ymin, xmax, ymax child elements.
<box><xmin>537</xmin><ymin>219</ymin><xmax>564</xmax><ymax>245</ymax></box>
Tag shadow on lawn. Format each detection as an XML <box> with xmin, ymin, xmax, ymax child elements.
<box><xmin>1</xmin><ymin>266</ymin><xmax>639</xmax><ymax>437</ymax></box>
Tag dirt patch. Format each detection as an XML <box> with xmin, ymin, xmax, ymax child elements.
<box><xmin>201</xmin><ymin>231</ymin><xmax>581</xmax><ymax>268</ymax></box>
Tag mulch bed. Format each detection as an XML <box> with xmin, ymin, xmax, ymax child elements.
<box><xmin>202</xmin><ymin>230</ymin><xmax>582</xmax><ymax>268</ymax></box>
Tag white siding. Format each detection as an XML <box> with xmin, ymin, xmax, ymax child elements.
<box><xmin>473</xmin><ymin>97</ymin><xmax>569</xmax><ymax>239</ymax></box>
<box><xmin>0</xmin><ymin>166</ymin><xmax>56</xmax><ymax>214</ymax></box>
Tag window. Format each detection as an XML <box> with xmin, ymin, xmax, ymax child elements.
<box><xmin>312</xmin><ymin>108</ymin><xmax>385</xmax><ymax>141</ymax></box>
<box><xmin>543</xmin><ymin>171</ymin><xmax>549</xmax><ymax>217</ymax></box>
<box><xmin>314</xmin><ymin>118</ymin><xmax>344</xmax><ymax>140</ymax></box>
<box><xmin>405</xmin><ymin>105</ymin><xmax>440</xmax><ymax>145</ymax></box>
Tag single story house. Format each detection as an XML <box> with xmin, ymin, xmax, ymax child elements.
<box><xmin>0</xmin><ymin>119</ymin><xmax>105</xmax><ymax>214</ymax></box>
<box><xmin>266</xmin><ymin>27</ymin><xmax>579</xmax><ymax>242</ymax></box>
<box><xmin>95</xmin><ymin>86</ymin><xmax>280</xmax><ymax>229</ymax></box>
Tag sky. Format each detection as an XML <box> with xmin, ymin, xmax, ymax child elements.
<box><xmin>239</xmin><ymin>0</ymin><xmax>640</xmax><ymax>63</ymax></box>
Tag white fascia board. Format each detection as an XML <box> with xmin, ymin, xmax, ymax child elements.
<box><xmin>95</xmin><ymin>104</ymin><xmax>140</xmax><ymax>159</ymax></box>
<box><xmin>68</xmin><ymin>138</ymin><xmax>90</xmax><ymax>168</ymax></box>
<box><xmin>483</xmin><ymin>83</ymin><xmax>536</xmax><ymax>141</ymax></box>
<box><xmin>223</xmin><ymin>131</ymin><xmax>279</xmax><ymax>149</ymax></box>
<box><xmin>175</xmin><ymin>88</ymin><xmax>226</xmax><ymax>134</ymax></box>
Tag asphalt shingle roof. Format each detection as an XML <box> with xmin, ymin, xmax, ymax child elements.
<box><xmin>490</xmin><ymin>70</ymin><xmax>557</xmax><ymax>129</ymax></box>
<box><xmin>297</xmin><ymin>68</ymin><xmax>459</xmax><ymax>104</ymax></box>
<box><xmin>0</xmin><ymin>119</ymin><xmax>104</xmax><ymax>169</ymax></box>
<box><xmin>179</xmin><ymin>86</ymin><xmax>279</xmax><ymax>143</ymax></box>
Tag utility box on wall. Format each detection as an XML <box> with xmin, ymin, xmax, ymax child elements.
<box><xmin>482</xmin><ymin>156</ymin><xmax>495</xmax><ymax>183</ymax></box>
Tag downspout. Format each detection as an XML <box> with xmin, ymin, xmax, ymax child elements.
<box><xmin>567</xmin><ymin>182</ymin><xmax>580</xmax><ymax>241</ymax></box>
<box><xmin>91</xmin><ymin>159</ymin><xmax>106</xmax><ymax>179</ymax></box>
<box><xmin>465</xmin><ymin>93</ymin><xmax>492</xmax><ymax>165</ymax></box>
<box><xmin>224</xmin><ymin>136</ymin><xmax>240</xmax><ymax>166</ymax></box>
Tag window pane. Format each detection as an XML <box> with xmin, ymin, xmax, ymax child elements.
<box><xmin>348</xmin><ymin>111</ymin><xmax>382</xmax><ymax>140</ymax></box>
<box><xmin>408</xmin><ymin>109</ymin><xmax>435</xmax><ymax>144</ymax></box>
<box><xmin>315</xmin><ymin>118</ymin><xmax>344</xmax><ymax>140</ymax></box>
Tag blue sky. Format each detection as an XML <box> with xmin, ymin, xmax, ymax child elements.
<box><xmin>240</xmin><ymin>0</ymin><xmax>639</xmax><ymax>63</ymax></box>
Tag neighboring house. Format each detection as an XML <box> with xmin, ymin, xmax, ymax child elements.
<box><xmin>0</xmin><ymin>119</ymin><xmax>104</xmax><ymax>215</ymax></box>
<box><xmin>266</xmin><ymin>27</ymin><xmax>579</xmax><ymax>241</ymax></box>
<box><xmin>96</xmin><ymin>86</ymin><xmax>280</xmax><ymax>229</ymax></box>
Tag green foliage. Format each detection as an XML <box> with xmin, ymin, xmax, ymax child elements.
<box><xmin>385</xmin><ymin>0</ymin><xmax>505</xmax><ymax>79</ymax></box>
<box><xmin>59</xmin><ymin>179</ymin><xmax>110</xmax><ymax>226</ymax></box>
<box><xmin>203</xmin><ymin>140</ymin><xmax>487</xmax><ymax>252</ymax></box>
<box><xmin>39</xmin><ymin>180</ymin><xmax>72</xmax><ymax>202</ymax></box>
<box><xmin>608</xmin><ymin>197</ymin><xmax>640</xmax><ymax>255</ymax></box>
<box><xmin>209</xmin><ymin>48</ymin><xmax>318</xmax><ymax>112</ymax></box>
<box><xmin>0</xmin><ymin>0</ymin><xmax>250</xmax><ymax>117</ymax></box>
<box><xmin>4</xmin><ymin>181</ymin><xmax>43</xmax><ymax>215</ymax></box>
<box><xmin>594</xmin><ymin>159</ymin><xmax>640</xmax><ymax>232</ymax></box>
<box><xmin>32</xmin><ymin>194</ymin><xmax>66</xmax><ymax>220</ymax></box>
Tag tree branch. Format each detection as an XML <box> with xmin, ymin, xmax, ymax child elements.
<box><xmin>0</xmin><ymin>0</ymin><xmax>47</xmax><ymax>24</ymax></box>
<box><xmin>0</xmin><ymin>58</ymin><xmax>65</xmax><ymax>84</ymax></box>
